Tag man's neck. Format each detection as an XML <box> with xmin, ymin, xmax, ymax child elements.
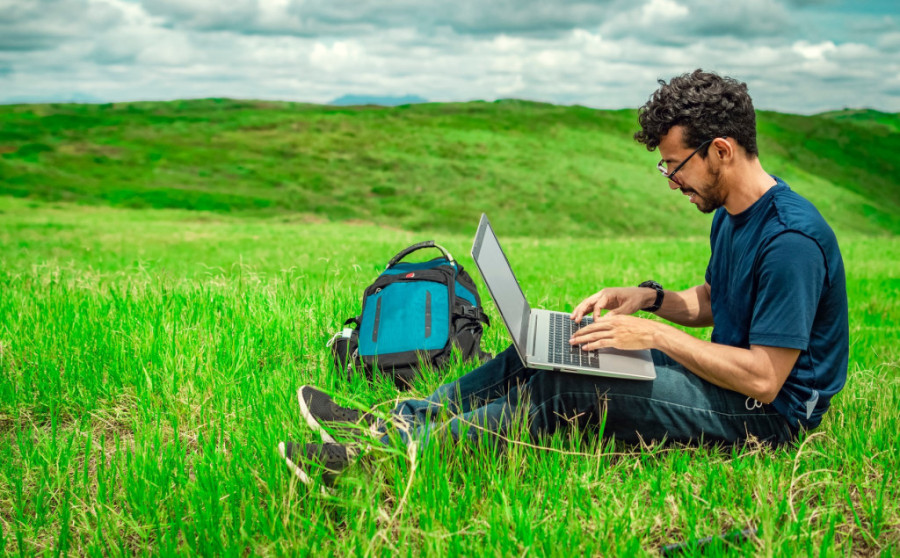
<box><xmin>723</xmin><ymin>158</ymin><xmax>778</xmax><ymax>215</ymax></box>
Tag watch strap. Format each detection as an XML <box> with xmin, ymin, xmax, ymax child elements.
<box><xmin>638</xmin><ymin>280</ymin><xmax>664</xmax><ymax>313</ymax></box>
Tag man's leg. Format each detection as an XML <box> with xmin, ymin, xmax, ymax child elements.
<box><xmin>387</xmin><ymin>349</ymin><xmax>795</xmax><ymax>448</ymax></box>
<box><xmin>384</xmin><ymin>345</ymin><xmax>538</xmax><ymax>445</ymax></box>
<box><xmin>523</xmin><ymin>350</ymin><xmax>797</xmax><ymax>445</ymax></box>
<box><xmin>287</xmin><ymin>349</ymin><xmax>795</xmax><ymax>484</ymax></box>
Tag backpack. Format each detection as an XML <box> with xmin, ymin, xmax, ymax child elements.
<box><xmin>329</xmin><ymin>241</ymin><xmax>491</xmax><ymax>388</ymax></box>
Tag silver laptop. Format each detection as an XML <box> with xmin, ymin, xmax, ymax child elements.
<box><xmin>471</xmin><ymin>214</ymin><xmax>656</xmax><ymax>380</ymax></box>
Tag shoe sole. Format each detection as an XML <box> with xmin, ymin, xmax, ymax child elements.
<box><xmin>297</xmin><ymin>387</ymin><xmax>338</xmax><ymax>444</ymax></box>
<box><xmin>277</xmin><ymin>442</ymin><xmax>313</xmax><ymax>485</ymax></box>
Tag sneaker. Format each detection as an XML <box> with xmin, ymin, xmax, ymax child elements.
<box><xmin>297</xmin><ymin>386</ymin><xmax>379</xmax><ymax>444</ymax></box>
<box><xmin>277</xmin><ymin>441</ymin><xmax>353</xmax><ymax>486</ymax></box>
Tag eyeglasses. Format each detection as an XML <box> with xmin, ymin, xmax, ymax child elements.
<box><xmin>657</xmin><ymin>136</ymin><xmax>725</xmax><ymax>185</ymax></box>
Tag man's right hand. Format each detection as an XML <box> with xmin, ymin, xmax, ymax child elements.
<box><xmin>570</xmin><ymin>287</ymin><xmax>656</xmax><ymax>322</ymax></box>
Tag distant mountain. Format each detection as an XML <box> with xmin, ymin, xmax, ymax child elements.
<box><xmin>329</xmin><ymin>94</ymin><xmax>427</xmax><ymax>106</ymax></box>
<box><xmin>1</xmin><ymin>92</ymin><xmax>104</xmax><ymax>105</ymax></box>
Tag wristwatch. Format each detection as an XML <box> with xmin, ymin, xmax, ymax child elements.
<box><xmin>638</xmin><ymin>280</ymin><xmax>664</xmax><ymax>313</ymax></box>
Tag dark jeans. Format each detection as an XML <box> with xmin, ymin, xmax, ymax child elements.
<box><xmin>383</xmin><ymin>345</ymin><xmax>796</xmax><ymax>448</ymax></box>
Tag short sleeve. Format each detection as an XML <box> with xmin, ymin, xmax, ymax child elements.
<box><xmin>749</xmin><ymin>232</ymin><xmax>825</xmax><ymax>349</ymax></box>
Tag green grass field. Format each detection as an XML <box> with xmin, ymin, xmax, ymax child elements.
<box><xmin>1</xmin><ymin>195</ymin><xmax>898</xmax><ymax>556</ymax></box>
<box><xmin>1</xmin><ymin>100</ymin><xmax>899</xmax><ymax>555</ymax></box>
<box><xmin>2</xmin><ymin>100</ymin><xmax>899</xmax><ymax>238</ymax></box>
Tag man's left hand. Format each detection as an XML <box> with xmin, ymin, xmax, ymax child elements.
<box><xmin>569</xmin><ymin>314</ymin><xmax>660</xmax><ymax>352</ymax></box>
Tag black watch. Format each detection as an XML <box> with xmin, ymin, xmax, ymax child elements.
<box><xmin>638</xmin><ymin>280</ymin><xmax>664</xmax><ymax>313</ymax></box>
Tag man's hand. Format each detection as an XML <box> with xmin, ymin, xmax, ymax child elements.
<box><xmin>569</xmin><ymin>314</ymin><xmax>659</xmax><ymax>351</ymax></box>
<box><xmin>570</xmin><ymin>287</ymin><xmax>655</xmax><ymax>322</ymax></box>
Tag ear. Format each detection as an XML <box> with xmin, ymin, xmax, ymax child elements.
<box><xmin>711</xmin><ymin>137</ymin><xmax>733</xmax><ymax>164</ymax></box>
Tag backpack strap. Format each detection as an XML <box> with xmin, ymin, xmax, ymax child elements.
<box><xmin>386</xmin><ymin>241</ymin><xmax>455</xmax><ymax>269</ymax></box>
<box><xmin>454</xmin><ymin>303</ymin><xmax>491</xmax><ymax>326</ymax></box>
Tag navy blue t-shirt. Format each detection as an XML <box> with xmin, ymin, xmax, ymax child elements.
<box><xmin>705</xmin><ymin>177</ymin><xmax>849</xmax><ymax>429</ymax></box>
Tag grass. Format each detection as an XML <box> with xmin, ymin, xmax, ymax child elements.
<box><xmin>1</xmin><ymin>196</ymin><xmax>898</xmax><ymax>556</ymax></box>
<box><xmin>1</xmin><ymin>99</ymin><xmax>899</xmax><ymax>238</ymax></box>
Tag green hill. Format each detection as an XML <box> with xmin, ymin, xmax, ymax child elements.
<box><xmin>1</xmin><ymin>99</ymin><xmax>898</xmax><ymax>237</ymax></box>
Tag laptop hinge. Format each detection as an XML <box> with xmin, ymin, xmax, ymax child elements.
<box><xmin>529</xmin><ymin>312</ymin><xmax>539</xmax><ymax>358</ymax></box>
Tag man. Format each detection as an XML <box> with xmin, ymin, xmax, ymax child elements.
<box><xmin>279</xmin><ymin>70</ymin><xmax>849</xmax><ymax>485</ymax></box>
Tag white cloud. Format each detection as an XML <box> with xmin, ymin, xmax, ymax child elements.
<box><xmin>640</xmin><ymin>0</ymin><xmax>689</xmax><ymax>25</ymax></box>
<box><xmin>309</xmin><ymin>40</ymin><xmax>366</xmax><ymax>71</ymax></box>
<box><xmin>492</xmin><ymin>35</ymin><xmax>526</xmax><ymax>54</ymax></box>
<box><xmin>879</xmin><ymin>32</ymin><xmax>900</xmax><ymax>52</ymax></box>
<box><xmin>793</xmin><ymin>40</ymin><xmax>837</xmax><ymax>60</ymax></box>
<box><xmin>495</xmin><ymin>74</ymin><xmax>525</xmax><ymax>96</ymax></box>
<box><xmin>0</xmin><ymin>0</ymin><xmax>898</xmax><ymax>111</ymax></box>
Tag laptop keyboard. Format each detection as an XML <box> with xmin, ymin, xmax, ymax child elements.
<box><xmin>548</xmin><ymin>313</ymin><xmax>602</xmax><ymax>369</ymax></box>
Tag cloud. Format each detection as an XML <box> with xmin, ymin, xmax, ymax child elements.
<box><xmin>309</xmin><ymin>40</ymin><xmax>367</xmax><ymax>71</ymax></box>
<box><xmin>141</xmin><ymin>0</ymin><xmax>264</xmax><ymax>32</ymax></box>
<box><xmin>640</xmin><ymin>0</ymin><xmax>689</xmax><ymax>21</ymax></box>
<box><xmin>783</xmin><ymin>0</ymin><xmax>837</xmax><ymax>6</ymax></box>
<box><xmin>139</xmin><ymin>0</ymin><xmax>620</xmax><ymax>37</ymax></box>
<box><xmin>792</xmin><ymin>40</ymin><xmax>838</xmax><ymax>60</ymax></box>
<box><xmin>0</xmin><ymin>0</ymin><xmax>124</xmax><ymax>51</ymax></box>
<box><xmin>879</xmin><ymin>32</ymin><xmax>900</xmax><ymax>52</ymax></box>
<box><xmin>689</xmin><ymin>0</ymin><xmax>793</xmax><ymax>37</ymax></box>
<box><xmin>0</xmin><ymin>0</ymin><xmax>898</xmax><ymax>113</ymax></box>
<box><xmin>602</xmin><ymin>0</ymin><xmax>795</xmax><ymax>45</ymax></box>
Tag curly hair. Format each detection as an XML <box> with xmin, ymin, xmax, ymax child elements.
<box><xmin>634</xmin><ymin>69</ymin><xmax>758</xmax><ymax>157</ymax></box>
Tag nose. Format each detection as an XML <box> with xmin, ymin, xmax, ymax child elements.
<box><xmin>668</xmin><ymin>178</ymin><xmax>681</xmax><ymax>190</ymax></box>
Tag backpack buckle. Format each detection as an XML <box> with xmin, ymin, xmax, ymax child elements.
<box><xmin>455</xmin><ymin>304</ymin><xmax>490</xmax><ymax>324</ymax></box>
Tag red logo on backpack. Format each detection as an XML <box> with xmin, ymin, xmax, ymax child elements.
<box><xmin>405</xmin><ymin>272</ymin><xmax>415</xmax><ymax>278</ymax></box>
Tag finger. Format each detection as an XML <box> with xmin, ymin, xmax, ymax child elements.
<box><xmin>570</xmin><ymin>330</ymin><xmax>592</xmax><ymax>345</ymax></box>
<box><xmin>572</xmin><ymin>322</ymin><xmax>605</xmax><ymax>339</ymax></box>
<box><xmin>590</xmin><ymin>294</ymin><xmax>609</xmax><ymax>321</ymax></box>
<box><xmin>582</xmin><ymin>338</ymin><xmax>612</xmax><ymax>351</ymax></box>
<box><xmin>570</xmin><ymin>324</ymin><xmax>610</xmax><ymax>345</ymax></box>
<box><xmin>570</xmin><ymin>300</ymin><xmax>589</xmax><ymax>321</ymax></box>
<box><xmin>571</xmin><ymin>333</ymin><xmax>601</xmax><ymax>346</ymax></box>
<box><xmin>571</xmin><ymin>293</ymin><xmax>600</xmax><ymax>321</ymax></box>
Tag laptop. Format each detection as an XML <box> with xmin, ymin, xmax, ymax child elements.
<box><xmin>471</xmin><ymin>214</ymin><xmax>656</xmax><ymax>380</ymax></box>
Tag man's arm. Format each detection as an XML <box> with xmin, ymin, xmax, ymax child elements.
<box><xmin>655</xmin><ymin>283</ymin><xmax>714</xmax><ymax>327</ymax></box>
<box><xmin>570</xmin><ymin>316</ymin><xmax>799</xmax><ymax>403</ymax></box>
<box><xmin>570</xmin><ymin>283</ymin><xmax>714</xmax><ymax>328</ymax></box>
<box><xmin>570</xmin><ymin>230</ymin><xmax>826</xmax><ymax>402</ymax></box>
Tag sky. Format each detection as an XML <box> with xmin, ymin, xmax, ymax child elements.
<box><xmin>1</xmin><ymin>0</ymin><xmax>899</xmax><ymax>113</ymax></box>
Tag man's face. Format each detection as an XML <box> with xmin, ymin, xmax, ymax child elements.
<box><xmin>657</xmin><ymin>127</ymin><xmax>726</xmax><ymax>214</ymax></box>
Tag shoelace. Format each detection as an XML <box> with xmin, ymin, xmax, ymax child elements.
<box><xmin>331</xmin><ymin>402</ymin><xmax>378</xmax><ymax>426</ymax></box>
<box><xmin>745</xmin><ymin>397</ymin><xmax>763</xmax><ymax>411</ymax></box>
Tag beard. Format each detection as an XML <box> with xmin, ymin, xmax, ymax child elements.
<box><xmin>684</xmin><ymin>168</ymin><xmax>726</xmax><ymax>214</ymax></box>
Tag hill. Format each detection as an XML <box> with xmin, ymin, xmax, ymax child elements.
<box><xmin>1</xmin><ymin>99</ymin><xmax>898</xmax><ymax>237</ymax></box>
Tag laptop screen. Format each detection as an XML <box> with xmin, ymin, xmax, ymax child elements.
<box><xmin>471</xmin><ymin>214</ymin><xmax>530</xmax><ymax>355</ymax></box>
